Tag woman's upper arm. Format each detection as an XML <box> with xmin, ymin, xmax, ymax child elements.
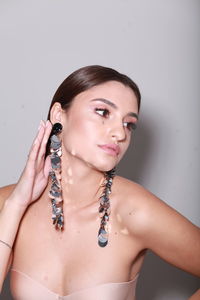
<box><xmin>126</xmin><ymin>187</ymin><xmax>200</xmax><ymax>277</ymax></box>
<box><xmin>188</xmin><ymin>289</ymin><xmax>200</xmax><ymax>300</ymax></box>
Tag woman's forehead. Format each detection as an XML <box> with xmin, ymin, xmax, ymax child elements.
<box><xmin>73</xmin><ymin>81</ymin><xmax>138</xmax><ymax>110</ymax></box>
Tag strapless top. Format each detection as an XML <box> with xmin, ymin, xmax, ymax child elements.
<box><xmin>10</xmin><ymin>269</ymin><xmax>139</xmax><ymax>300</ymax></box>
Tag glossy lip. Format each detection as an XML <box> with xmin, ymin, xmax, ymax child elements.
<box><xmin>98</xmin><ymin>144</ymin><xmax>120</xmax><ymax>156</ymax></box>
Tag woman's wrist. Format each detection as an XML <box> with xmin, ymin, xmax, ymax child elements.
<box><xmin>1</xmin><ymin>196</ymin><xmax>27</xmax><ymax>222</ymax></box>
<box><xmin>0</xmin><ymin>196</ymin><xmax>27</xmax><ymax>248</ymax></box>
<box><xmin>3</xmin><ymin>195</ymin><xmax>28</xmax><ymax>217</ymax></box>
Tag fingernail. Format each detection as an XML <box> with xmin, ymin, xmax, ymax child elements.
<box><xmin>45</xmin><ymin>120</ymin><xmax>50</xmax><ymax>127</ymax></box>
<box><xmin>38</xmin><ymin>120</ymin><xmax>44</xmax><ymax>131</ymax></box>
<box><xmin>34</xmin><ymin>138</ymin><xmax>38</xmax><ymax>145</ymax></box>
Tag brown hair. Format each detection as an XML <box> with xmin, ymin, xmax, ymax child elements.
<box><xmin>47</xmin><ymin>65</ymin><xmax>141</xmax><ymax>120</ymax></box>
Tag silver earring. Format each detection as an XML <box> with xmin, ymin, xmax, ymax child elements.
<box><xmin>98</xmin><ymin>168</ymin><xmax>116</xmax><ymax>247</ymax></box>
<box><xmin>48</xmin><ymin>123</ymin><xmax>64</xmax><ymax>229</ymax></box>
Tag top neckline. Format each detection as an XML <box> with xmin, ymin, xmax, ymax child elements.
<box><xmin>11</xmin><ymin>268</ymin><xmax>139</xmax><ymax>297</ymax></box>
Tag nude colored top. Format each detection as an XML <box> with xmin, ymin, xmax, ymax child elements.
<box><xmin>10</xmin><ymin>269</ymin><xmax>139</xmax><ymax>300</ymax></box>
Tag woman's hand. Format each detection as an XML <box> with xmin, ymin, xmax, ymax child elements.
<box><xmin>8</xmin><ymin>120</ymin><xmax>52</xmax><ymax>209</ymax></box>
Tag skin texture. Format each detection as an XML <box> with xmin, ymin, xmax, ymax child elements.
<box><xmin>0</xmin><ymin>81</ymin><xmax>199</xmax><ymax>298</ymax></box>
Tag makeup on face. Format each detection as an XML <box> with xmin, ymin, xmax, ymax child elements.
<box><xmin>98</xmin><ymin>143</ymin><xmax>121</xmax><ymax>157</ymax></box>
<box><xmin>60</xmin><ymin>82</ymin><xmax>139</xmax><ymax>172</ymax></box>
<box><xmin>90</xmin><ymin>98</ymin><xmax>138</xmax><ymax>132</ymax></box>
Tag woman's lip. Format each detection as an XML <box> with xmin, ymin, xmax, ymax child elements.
<box><xmin>98</xmin><ymin>144</ymin><xmax>120</xmax><ymax>156</ymax></box>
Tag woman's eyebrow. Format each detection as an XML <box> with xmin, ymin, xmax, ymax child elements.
<box><xmin>90</xmin><ymin>98</ymin><xmax>138</xmax><ymax>119</ymax></box>
<box><xmin>90</xmin><ymin>98</ymin><xmax>117</xmax><ymax>109</ymax></box>
<box><xmin>128</xmin><ymin>112</ymin><xmax>138</xmax><ymax>120</ymax></box>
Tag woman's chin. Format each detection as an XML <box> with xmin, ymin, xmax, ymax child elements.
<box><xmin>91</xmin><ymin>161</ymin><xmax>118</xmax><ymax>173</ymax></box>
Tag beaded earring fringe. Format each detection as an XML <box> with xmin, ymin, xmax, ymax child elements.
<box><xmin>48</xmin><ymin>123</ymin><xmax>116</xmax><ymax>244</ymax></box>
<box><xmin>98</xmin><ymin>168</ymin><xmax>116</xmax><ymax>247</ymax></box>
<box><xmin>49</xmin><ymin>123</ymin><xmax>64</xmax><ymax>229</ymax></box>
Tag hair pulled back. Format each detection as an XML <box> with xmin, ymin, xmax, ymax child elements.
<box><xmin>47</xmin><ymin>65</ymin><xmax>141</xmax><ymax>120</ymax></box>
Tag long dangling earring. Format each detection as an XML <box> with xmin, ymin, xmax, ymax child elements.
<box><xmin>48</xmin><ymin>123</ymin><xmax>64</xmax><ymax>230</ymax></box>
<box><xmin>98</xmin><ymin>167</ymin><xmax>116</xmax><ymax>247</ymax></box>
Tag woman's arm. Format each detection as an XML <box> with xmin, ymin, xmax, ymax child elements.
<box><xmin>188</xmin><ymin>289</ymin><xmax>200</xmax><ymax>300</ymax></box>
<box><xmin>126</xmin><ymin>186</ymin><xmax>200</xmax><ymax>276</ymax></box>
<box><xmin>0</xmin><ymin>190</ymin><xmax>26</xmax><ymax>291</ymax></box>
<box><xmin>0</xmin><ymin>120</ymin><xmax>52</xmax><ymax>292</ymax></box>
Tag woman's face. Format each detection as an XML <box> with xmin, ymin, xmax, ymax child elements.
<box><xmin>60</xmin><ymin>81</ymin><xmax>139</xmax><ymax>172</ymax></box>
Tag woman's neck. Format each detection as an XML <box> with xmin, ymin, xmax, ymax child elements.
<box><xmin>60</xmin><ymin>153</ymin><xmax>105</xmax><ymax>207</ymax></box>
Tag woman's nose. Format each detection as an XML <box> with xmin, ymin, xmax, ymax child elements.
<box><xmin>110</xmin><ymin>122</ymin><xmax>126</xmax><ymax>142</ymax></box>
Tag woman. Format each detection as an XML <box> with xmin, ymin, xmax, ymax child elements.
<box><xmin>0</xmin><ymin>65</ymin><xmax>199</xmax><ymax>300</ymax></box>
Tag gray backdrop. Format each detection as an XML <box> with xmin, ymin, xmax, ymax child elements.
<box><xmin>0</xmin><ymin>0</ymin><xmax>199</xmax><ymax>299</ymax></box>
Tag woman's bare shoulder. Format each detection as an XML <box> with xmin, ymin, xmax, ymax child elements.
<box><xmin>114</xmin><ymin>175</ymin><xmax>154</xmax><ymax>205</ymax></box>
<box><xmin>0</xmin><ymin>184</ymin><xmax>16</xmax><ymax>210</ymax></box>
<box><xmin>114</xmin><ymin>175</ymin><xmax>182</xmax><ymax>232</ymax></box>
<box><xmin>115</xmin><ymin>175</ymin><xmax>171</xmax><ymax>204</ymax></box>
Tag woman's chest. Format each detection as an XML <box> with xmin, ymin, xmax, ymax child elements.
<box><xmin>11</xmin><ymin>202</ymin><xmax>143</xmax><ymax>295</ymax></box>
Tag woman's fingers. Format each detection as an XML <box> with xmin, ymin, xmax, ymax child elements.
<box><xmin>11</xmin><ymin>120</ymin><xmax>53</xmax><ymax>206</ymax></box>
<box><xmin>13</xmin><ymin>122</ymin><xmax>45</xmax><ymax>198</ymax></box>
<box><xmin>44</xmin><ymin>155</ymin><xmax>51</xmax><ymax>179</ymax></box>
<box><xmin>25</xmin><ymin>121</ymin><xmax>46</xmax><ymax>173</ymax></box>
<box><xmin>37</xmin><ymin>120</ymin><xmax>52</xmax><ymax>165</ymax></box>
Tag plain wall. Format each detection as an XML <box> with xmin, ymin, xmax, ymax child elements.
<box><xmin>0</xmin><ymin>0</ymin><xmax>199</xmax><ymax>299</ymax></box>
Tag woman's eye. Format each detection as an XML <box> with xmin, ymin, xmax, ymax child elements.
<box><xmin>123</xmin><ymin>122</ymin><xmax>137</xmax><ymax>131</ymax></box>
<box><xmin>95</xmin><ymin>108</ymin><xmax>110</xmax><ymax>118</ymax></box>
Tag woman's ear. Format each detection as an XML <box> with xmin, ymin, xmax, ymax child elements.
<box><xmin>50</xmin><ymin>102</ymin><xmax>63</xmax><ymax>124</ymax></box>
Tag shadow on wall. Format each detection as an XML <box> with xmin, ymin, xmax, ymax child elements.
<box><xmin>117</xmin><ymin>116</ymin><xmax>153</xmax><ymax>184</ymax></box>
<box><xmin>136</xmin><ymin>251</ymin><xmax>199</xmax><ymax>300</ymax></box>
<box><xmin>1</xmin><ymin>274</ymin><xmax>12</xmax><ymax>300</ymax></box>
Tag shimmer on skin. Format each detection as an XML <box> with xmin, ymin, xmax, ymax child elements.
<box><xmin>90</xmin><ymin>98</ymin><xmax>139</xmax><ymax>120</ymax></box>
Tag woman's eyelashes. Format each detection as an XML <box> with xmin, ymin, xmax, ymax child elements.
<box><xmin>123</xmin><ymin>122</ymin><xmax>137</xmax><ymax>131</ymax></box>
<box><xmin>94</xmin><ymin>107</ymin><xmax>137</xmax><ymax>131</ymax></box>
<box><xmin>95</xmin><ymin>107</ymin><xmax>110</xmax><ymax>118</ymax></box>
